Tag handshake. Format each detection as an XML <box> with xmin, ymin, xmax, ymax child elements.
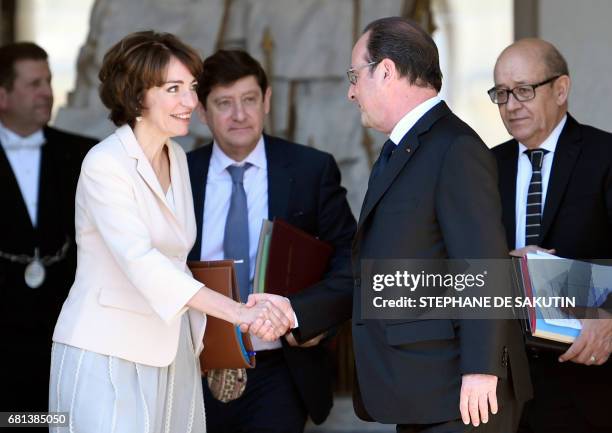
<box><xmin>236</xmin><ymin>293</ymin><xmax>296</xmax><ymax>342</ymax></box>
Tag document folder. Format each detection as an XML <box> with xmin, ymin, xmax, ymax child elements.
<box><xmin>253</xmin><ymin>219</ymin><xmax>334</xmax><ymax>296</ymax></box>
<box><xmin>513</xmin><ymin>255</ymin><xmax>580</xmax><ymax>351</ymax></box>
<box><xmin>188</xmin><ymin>260</ymin><xmax>256</xmax><ymax>371</ymax></box>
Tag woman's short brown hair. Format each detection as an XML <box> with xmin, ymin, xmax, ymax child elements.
<box><xmin>99</xmin><ymin>31</ymin><xmax>202</xmax><ymax>127</ymax></box>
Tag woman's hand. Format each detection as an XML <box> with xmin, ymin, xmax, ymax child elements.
<box><xmin>237</xmin><ymin>295</ymin><xmax>294</xmax><ymax>341</ymax></box>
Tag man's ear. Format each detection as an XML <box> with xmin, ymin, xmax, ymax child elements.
<box><xmin>380</xmin><ymin>59</ymin><xmax>396</xmax><ymax>81</ymax></box>
<box><xmin>263</xmin><ymin>86</ymin><xmax>272</xmax><ymax>115</ymax></box>
<box><xmin>196</xmin><ymin>102</ymin><xmax>208</xmax><ymax>125</ymax></box>
<box><xmin>554</xmin><ymin>75</ymin><xmax>571</xmax><ymax>106</ymax></box>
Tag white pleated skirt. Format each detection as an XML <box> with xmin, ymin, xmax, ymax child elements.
<box><xmin>49</xmin><ymin>314</ymin><xmax>206</xmax><ymax>433</ymax></box>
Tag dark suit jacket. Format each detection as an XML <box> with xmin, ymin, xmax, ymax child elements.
<box><xmin>492</xmin><ymin>113</ymin><xmax>612</xmax><ymax>427</ymax></box>
<box><xmin>352</xmin><ymin>102</ymin><xmax>532</xmax><ymax>424</ymax></box>
<box><xmin>0</xmin><ymin>126</ymin><xmax>95</xmax><ymax>411</ymax></box>
<box><xmin>187</xmin><ymin>134</ymin><xmax>356</xmax><ymax>424</ymax></box>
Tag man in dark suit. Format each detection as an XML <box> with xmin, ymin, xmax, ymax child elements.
<box><xmin>0</xmin><ymin>42</ymin><xmax>95</xmax><ymax>413</ymax></box>
<box><xmin>490</xmin><ymin>38</ymin><xmax>612</xmax><ymax>433</ymax></box>
<box><xmin>348</xmin><ymin>17</ymin><xmax>532</xmax><ymax>433</ymax></box>
<box><xmin>187</xmin><ymin>50</ymin><xmax>356</xmax><ymax>432</ymax></box>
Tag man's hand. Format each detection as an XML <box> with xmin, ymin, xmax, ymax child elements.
<box><xmin>285</xmin><ymin>331</ymin><xmax>327</xmax><ymax>348</ymax></box>
<box><xmin>509</xmin><ymin>245</ymin><xmax>555</xmax><ymax>257</ymax></box>
<box><xmin>238</xmin><ymin>293</ymin><xmax>296</xmax><ymax>341</ymax></box>
<box><xmin>459</xmin><ymin>374</ymin><xmax>498</xmax><ymax>427</ymax></box>
<box><xmin>246</xmin><ymin>293</ymin><xmax>296</xmax><ymax>326</ymax></box>
<box><xmin>237</xmin><ymin>297</ymin><xmax>291</xmax><ymax>341</ymax></box>
<box><xmin>559</xmin><ymin>318</ymin><xmax>612</xmax><ymax>365</ymax></box>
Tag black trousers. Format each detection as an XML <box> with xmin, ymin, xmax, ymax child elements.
<box><xmin>203</xmin><ymin>349</ymin><xmax>307</xmax><ymax>433</ymax></box>
<box><xmin>518</xmin><ymin>350</ymin><xmax>612</xmax><ymax>433</ymax></box>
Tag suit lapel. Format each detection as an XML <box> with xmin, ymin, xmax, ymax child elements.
<box><xmin>0</xmin><ymin>141</ymin><xmax>35</xmax><ymax>246</ymax></box>
<box><xmin>187</xmin><ymin>145</ymin><xmax>212</xmax><ymax>260</ymax></box>
<box><xmin>36</xmin><ymin>132</ymin><xmax>66</xmax><ymax>245</ymax></box>
<box><xmin>166</xmin><ymin>142</ymin><xmax>190</xmax><ymax>246</ymax></box>
<box><xmin>357</xmin><ymin>102</ymin><xmax>450</xmax><ymax>230</ymax></box>
<box><xmin>116</xmin><ymin>125</ymin><xmax>188</xmax><ymax>246</ymax></box>
<box><xmin>265</xmin><ymin>135</ymin><xmax>292</xmax><ymax>220</ymax></box>
<box><xmin>540</xmin><ymin>115</ymin><xmax>582</xmax><ymax>242</ymax></box>
<box><xmin>136</xmin><ymin>157</ymin><xmax>168</xmax><ymax>208</ymax></box>
<box><xmin>495</xmin><ymin>142</ymin><xmax>519</xmax><ymax>249</ymax></box>
<box><xmin>116</xmin><ymin>125</ymin><xmax>171</xmax><ymax>210</ymax></box>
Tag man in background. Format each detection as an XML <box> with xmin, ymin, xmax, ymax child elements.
<box><xmin>188</xmin><ymin>50</ymin><xmax>355</xmax><ymax>432</ymax></box>
<box><xmin>490</xmin><ymin>38</ymin><xmax>612</xmax><ymax>433</ymax></box>
<box><xmin>0</xmin><ymin>42</ymin><xmax>95</xmax><ymax>412</ymax></box>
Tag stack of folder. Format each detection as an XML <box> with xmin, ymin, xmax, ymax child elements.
<box><xmin>253</xmin><ymin>219</ymin><xmax>333</xmax><ymax>296</ymax></box>
<box><xmin>513</xmin><ymin>252</ymin><xmax>581</xmax><ymax>351</ymax></box>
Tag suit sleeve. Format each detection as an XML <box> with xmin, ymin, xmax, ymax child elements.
<box><xmin>288</xmin><ymin>154</ymin><xmax>356</xmax><ymax>342</ymax></box>
<box><xmin>604</xmin><ymin>151</ymin><xmax>612</xmax><ymax>307</ymax></box>
<box><xmin>604</xmin><ymin>147</ymin><xmax>612</xmax><ymax>229</ymax></box>
<box><xmin>79</xmin><ymin>149</ymin><xmax>202</xmax><ymax>324</ymax></box>
<box><xmin>436</xmin><ymin>135</ymin><xmax>510</xmax><ymax>378</ymax></box>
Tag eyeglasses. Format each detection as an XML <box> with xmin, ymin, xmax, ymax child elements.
<box><xmin>347</xmin><ymin>61</ymin><xmax>379</xmax><ymax>85</ymax></box>
<box><xmin>487</xmin><ymin>75</ymin><xmax>561</xmax><ymax>105</ymax></box>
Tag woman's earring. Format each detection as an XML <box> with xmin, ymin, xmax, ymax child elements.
<box><xmin>136</xmin><ymin>116</ymin><xmax>143</xmax><ymax>122</ymax></box>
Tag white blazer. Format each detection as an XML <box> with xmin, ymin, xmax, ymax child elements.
<box><xmin>53</xmin><ymin>125</ymin><xmax>206</xmax><ymax>367</ymax></box>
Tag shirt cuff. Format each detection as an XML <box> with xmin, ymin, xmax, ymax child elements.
<box><xmin>285</xmin><ymin>296</ymin><xmax>299</xmax><ymax>328</ymax></box>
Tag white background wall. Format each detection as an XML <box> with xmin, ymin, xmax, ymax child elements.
<box><xmin>437</xmin><ymin>0</ymin><xmax>514</xmax><ymax>147</ymax></box>
<box><xmin>16</xmin><ymin>0</ymin><xmax>94</xmax><ymax>120</ymax></box>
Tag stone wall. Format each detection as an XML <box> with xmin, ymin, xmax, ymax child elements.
<box><xmin>54</xmin><ymin>0</ymin><xmax>425</xmax><ymax>214</ymax></box>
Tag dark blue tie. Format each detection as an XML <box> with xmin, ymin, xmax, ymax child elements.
<box><xmin>369</xmin><ymin>139</ymin><xmax>396</xmax><ymax>183</ymax></box>
<box><xmin>224</xmin><ymin>164</ymin><xmax>251</xmax><ymax>301</ymax></box>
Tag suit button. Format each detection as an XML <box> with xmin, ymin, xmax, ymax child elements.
<box><xmin>354</xmin><ymin>278</ymin><xmax>361</xmax><ymax>288</ymax></box>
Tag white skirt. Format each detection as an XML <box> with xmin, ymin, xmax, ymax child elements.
<box><xmin>49</xmin><ymin>314</ymin><xmax>206</xmax><ymax>433</ymax></box>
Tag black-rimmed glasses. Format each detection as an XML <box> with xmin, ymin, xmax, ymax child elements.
<box><xmin>487</xmin><ymin>75</ymin><xmax>561</xmax><ymax>104</ymax></box>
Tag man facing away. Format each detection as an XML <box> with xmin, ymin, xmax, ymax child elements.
<box><xmin>0</xmin><ymin>42</ymin><xmax>96</xmax><ymax>412</ymax></box>
<box><xmin>490</xmin><ymin>38</ymin><xmax>612</xmax><ymax>433</ymax></box>
<box><xmin>348</xmin><ymin>17</ymin><xmax>532</xmax><ymax>433</ymax></box>
<box><xmin>187</xmin><ymin>50</ymin><xmax>356</xmax><ymax>432</ymax></box>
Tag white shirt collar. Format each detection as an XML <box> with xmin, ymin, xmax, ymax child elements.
<box><xmin>518</xmin><ymin>114</ymin><xmax>567</xmax><ymax>155</ymax></box>
<box><xmin>0</xmin><ymin>120</ymin><xmax>45</xmax><ymax>150</ymax></box>
<box><xmin>210</xmin><ymin>135</ymin><xmax>267</xmax><ymax>176</ymax></box>
<box><xmin>389</xmin><ymin>95</ymin><xmax>442</xmax><ymax>145</ymax></box>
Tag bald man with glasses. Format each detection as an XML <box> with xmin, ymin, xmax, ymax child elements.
<box><xmin>490</xmin><ymin>38</ymin><xmax>612</xmax><ymax>433</ymax></box>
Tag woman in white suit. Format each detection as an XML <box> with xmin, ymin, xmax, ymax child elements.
<box><xmin>49</xmin><ymin>31</ymin><xmax>292</xmax><ymax>433</ymax></box>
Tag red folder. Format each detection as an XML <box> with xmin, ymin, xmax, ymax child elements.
<box><xmin>264</xmin><ymin>219</ymin><xmax>334</xmax><ymax>296</ymax></box>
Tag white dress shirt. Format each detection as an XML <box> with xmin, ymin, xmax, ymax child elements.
<box><xmin>0</xmin><ymin>121</ymin><xmax>45</xmax><ymax>227</ymax></box>
<box><xmin>514</xmin><ymin>115</ymin><xmax>567</xmax><ymax>249</ymax></box>
<box><xmin>389</xmin><ymin>95</ymin><xmax>442</xmax><ymax>145</ymax></box>
<box><xmin>199</xmin><ymin>137</ymin><xmax>281</xmax><ymax>350</ymax></box>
